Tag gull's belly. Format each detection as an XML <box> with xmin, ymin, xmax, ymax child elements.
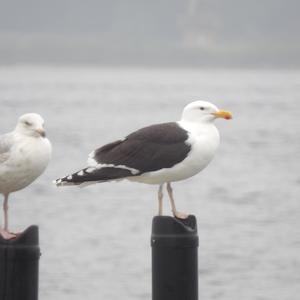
<box><xmin>0</xmin><ymin>138</ymin><xmax>51</xmax><ymax>194</ymax></box>
<box><xmin>129</xmin><ymin>134</ymin><xmax>219</xmax><ymax>185</ymax></box>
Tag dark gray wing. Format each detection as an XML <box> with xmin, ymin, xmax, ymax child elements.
<box><xmin>89</xmin><ymin>122</ymin><xmax>191</xmax><ymax>174</ymax></box>
<box><xmin>55</xmin><ymin>122</ymin><xmax>192</xmax><ymax>186</ymax></box>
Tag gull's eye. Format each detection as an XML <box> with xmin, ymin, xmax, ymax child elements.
<box><xmin>199</xmin><ymin>107</ymin><xmax>205</xmax><ymax>111</ymax></box>
<box><xmin>24</xmin><ymin>121</ymin><xmax>32</xmax><ymax>126</ymax></box>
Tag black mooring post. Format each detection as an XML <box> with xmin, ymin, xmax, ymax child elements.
<box><xmin>151</xmin><ymin>215</ymin><xmax>198</xmax><ymax>300</ymax></box>
<box><xmin>0</xmin><ymin>226</ymin><xmax>40</xmax><ymax>300</ymax></box>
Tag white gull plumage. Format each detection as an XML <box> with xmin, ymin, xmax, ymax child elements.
<box><xmin>0</xmin><ymin>113</ymin><xmax>51</xmax><ymax>239</ymax></box>
<box><xmin>55</xmin><ymin>101</ymin><xmax>232</xmax><ymax>218</ymax></box>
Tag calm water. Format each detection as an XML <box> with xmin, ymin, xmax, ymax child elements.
<box><xmin>0</xmin><ymin>66</ymin><xmax>299</xmax><ymax>300</ymax></box>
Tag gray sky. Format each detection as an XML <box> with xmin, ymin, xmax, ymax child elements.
<box><xmin>0</xmin><ymin>0</ymin><xmax>299</xmax><ymax>67</ymax></box>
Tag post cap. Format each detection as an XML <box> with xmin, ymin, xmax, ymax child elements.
<box><xmin>151</xmin><ymin>215</ymin><xmax>198</xmax><ymax>248</ymax></box>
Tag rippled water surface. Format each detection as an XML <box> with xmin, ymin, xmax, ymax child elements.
<box><xmin>0</xmin><ymin>66</ymin><xmax>300</xmax><ymax>300</ymax></box>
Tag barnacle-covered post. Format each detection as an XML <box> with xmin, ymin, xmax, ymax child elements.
<box><xmin>0</xmin><ymin>226</ymin><xmax>40</xmax><ymax>300</ymax></box>
<box><xmin>151</xmin><ymin>215</ymin><xmax>198</xmax><ymax>300</ymax></box>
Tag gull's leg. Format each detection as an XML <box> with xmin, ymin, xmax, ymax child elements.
<box><xmin>3</xmin><ymin>193</ymin><xmax>9</xmax><ymax>231</ymax></box>
<box><xmin>1</xmin><ymin>194</ymin><xmax>16</xmax><ymax>240</ymax></box>
<box><xmin>158</xmin><ymin>184</ymin><xmax>164</xmax><ymax>216</ymax></box>
<box><xmin>166</xmin><ymin>182</ymin><xmax>189</xmax><ymax>219</ymax></box>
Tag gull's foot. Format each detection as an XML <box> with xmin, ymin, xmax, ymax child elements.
<box><xmin>173</xmin><ymin>211</ymin><xmax>189</xmax><ymax>219</ymax></box>
<box><xmin>0</xmin><ymin>229</ymin><xmax>17</xmax><ymax>240</ymax></box>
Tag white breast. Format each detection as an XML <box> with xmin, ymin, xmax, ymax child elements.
<box><xmin>0</xmin><ymin>135</ymin><xmax>52</xmax><ymax>194</ymax></box>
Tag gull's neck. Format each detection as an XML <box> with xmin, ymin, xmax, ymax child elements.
<box><xmin>178</xmin><ymin>119</ymin><xmax>218</xmax><ymax>135</ymax></box>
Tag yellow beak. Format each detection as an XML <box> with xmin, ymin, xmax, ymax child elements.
<box><xmin>212</xmin><ymin>110</ymin><xmax>233</xmax><ymax>120</ymax></box>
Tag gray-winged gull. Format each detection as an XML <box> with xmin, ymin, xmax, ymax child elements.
<box><xmin>0</xmin><ymin>113</ymin><xmax>52</xmax><ymax>239</ymax></box>
<box><xmin>55</xmin><ymin>101</ymin><xmax>232</xmax><ymax>218</ymax></box>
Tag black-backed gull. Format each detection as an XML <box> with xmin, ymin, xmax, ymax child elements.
<box><xmin>55</xmin><ymin>101</ymin><xmax>232</xmax><ymax>218</ymax></box>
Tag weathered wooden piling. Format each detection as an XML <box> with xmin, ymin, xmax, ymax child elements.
<box><xmin>0</xmin><ymin>226</ymin><xmax>40</xmax><ymax>300</ymax></box>
<box><xmin>151</xmin><ymin>215</ymin><xmax>198</xmax><ymax>300</ymax></box>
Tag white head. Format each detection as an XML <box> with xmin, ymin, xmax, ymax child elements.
<box><xmin>181</xmin><ymin>101</ymin><xmax>232</xmax><ymax>123</ymax></box>
<box><xmin>15</xmin><ymin>113</ymin><xmax>47</xmax><ymax>138</ymax></box>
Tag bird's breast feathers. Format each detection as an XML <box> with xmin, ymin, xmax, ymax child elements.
<box><xmin>0</xmin><ymin>137</ymin><xmax>51</xmax><ymax>193</ymax></box>
<box><xmin>7</xmin><ymin>136</ymin><xmax>51</xmax><ymax>174</ymax></box>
